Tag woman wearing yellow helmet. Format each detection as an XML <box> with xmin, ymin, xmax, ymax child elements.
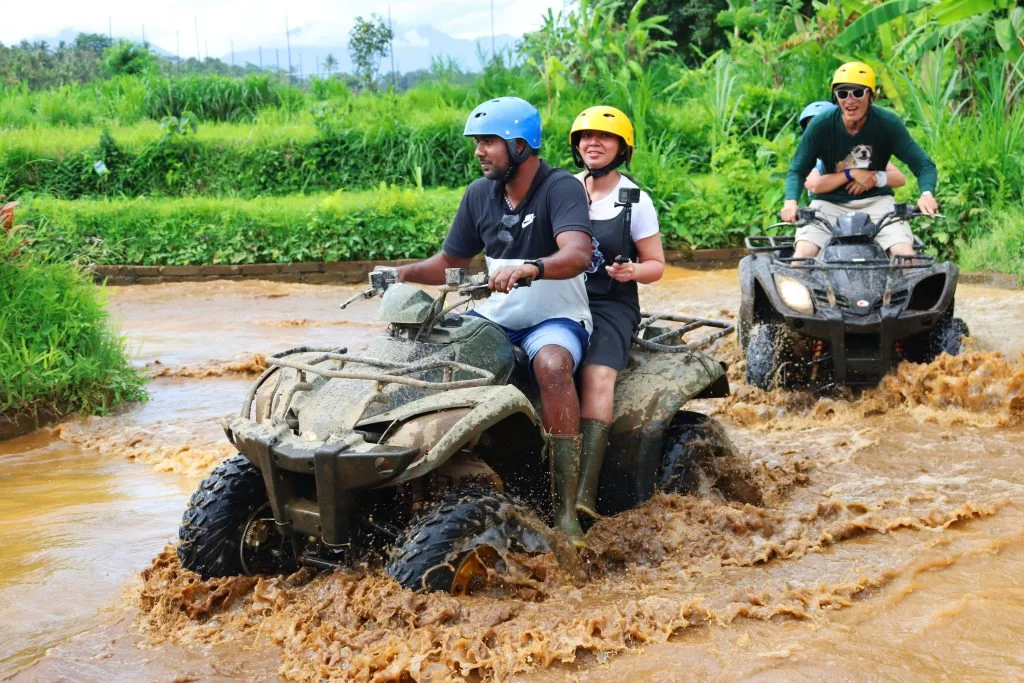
<box><xmin>568</xmin><ymin>105</ymin><xmax>666</xmax><ymax>520</ymax></box>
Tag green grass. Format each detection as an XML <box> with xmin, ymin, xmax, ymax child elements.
<box><xmin>0</xmin><ymin>228</ymin><xmax>146</xmax><ymax>419</ymax></box>
<box><xmin>958</xmin><ymin>211</ymin><xmax>1024</xmax><ymax>277</ymax></box>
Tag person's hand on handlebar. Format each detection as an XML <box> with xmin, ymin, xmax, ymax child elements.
<box><xmin>488</xmin><ymin>264</ymin><xmax>537</xmax><ymax>293</ymax></box>
<box><xmin>780</xmin><ymin>200</ymin><xmax>799</xmax><ymax>223</ymax></box>
<box><xmin>917</xmin><ymin>192</ymin><xmax>939</xmax><ymax>217</ymax></box>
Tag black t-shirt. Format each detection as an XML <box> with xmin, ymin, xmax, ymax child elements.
<box><xmin>442</xmin><ymin>161</ymin><xmax>594</xmax><ymax>332</ymax></box>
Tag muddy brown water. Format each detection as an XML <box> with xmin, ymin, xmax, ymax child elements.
<box><xmin>3</xmin><ymin>271</ymin><xmax>1023</xmax><ymax>681</ymax></box>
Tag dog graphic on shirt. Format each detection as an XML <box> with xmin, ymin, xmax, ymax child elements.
<box><xmin>835</xmin><ymin>144</ymin><xmax>873</xmax><ymax>172</ymax></box>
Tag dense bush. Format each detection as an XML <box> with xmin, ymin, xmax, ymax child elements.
<box><xmin>18</xmin><ymin>189</ymin><xmax>463</xmax><ymax>265</ymax></box>
<box><xmin>0</xmin><ymin>226</ymin><xmax>145</xmax><ymax>419</ymax></box>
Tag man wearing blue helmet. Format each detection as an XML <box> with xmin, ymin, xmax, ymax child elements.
<box><xmin>798</xmin><ymin>101</ymin><xmax>905</xmax><ymax>195</ymax></box>
<box><xmin>394</xmin><ymin>96</ymin><xmax>593</xmax><ymax>546</ymax></box>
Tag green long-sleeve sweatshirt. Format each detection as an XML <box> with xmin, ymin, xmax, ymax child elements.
<box><xmin>785</xmin><ymin>105</ymin><xmax>938</xmax><ymax>203</ymax></box>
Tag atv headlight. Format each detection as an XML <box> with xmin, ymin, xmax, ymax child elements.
<box><xmin>774</xmin><ymin>274</ymin><xmax>814</xmax><ymax>314</ymax></box>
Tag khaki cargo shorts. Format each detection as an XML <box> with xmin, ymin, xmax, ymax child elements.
<box><xmin>796</xmin><ymin>195</ymin><xmax>913</xmax><ymax>251</ymax></box>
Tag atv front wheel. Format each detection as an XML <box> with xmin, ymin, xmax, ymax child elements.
<box><xmin>177</xmin><ymin>455</ymin><xmax>295</xmax><ymax>579</ymax></box>
<box><xmin>658</xmin><ymin>412</ymin><xmax>762</xmax><ymax>505</ymax></box>
<box><xmin>385</xmin><ymin>487</ymin><xmax>550</xmax><ymax>594</ymax></box>
<box><xmin>904</xmin><ymin>315</ymin><xmax>970</xmax><ymax>363</ymax></box>
<box><xmin>932</xmin><ymin>316</ymin><xmax>969</xmax><ymax>358</ymax></box>
<box><xmin>745</xmin><ymin>323</ymin><xmax>791</xmax><ymax>390</ymax></box>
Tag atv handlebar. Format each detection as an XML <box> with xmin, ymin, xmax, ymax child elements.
<box><xmin>773</xmin><ymin>203</ymin><xmax>945</xmax><ymax>237</ymax></box>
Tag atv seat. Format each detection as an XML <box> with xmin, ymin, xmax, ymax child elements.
<box><xmin>510</xmin><ymin>346</ymin><xmax>535</xmax><ymax>398</ymax></box>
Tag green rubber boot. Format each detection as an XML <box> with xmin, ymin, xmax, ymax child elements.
<box><xmin>575</xmin><ymin>419</ymin><xmax>610</xmax><ymax>521</ymax></box>
<box><xmin>548</xmin><ymin>433</ymin><xmax>586</xmax><ymax>548</ymax></box>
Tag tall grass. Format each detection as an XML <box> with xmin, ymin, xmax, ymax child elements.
<box><xmin>143</xmin><ymin>74</ymin><xmax>302</xmax><ymax>122</ymax></box>
<box><xmin>0</xmin><ymin>227</ymin><xmax>146</xmax><ymax>419</ymax></box>
<box><xmin>958</xmin><ymin>210</ymin><xmax>1024</xmax><ymax>277</ymax></box>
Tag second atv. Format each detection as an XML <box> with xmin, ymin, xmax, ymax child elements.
<box><xmin>177</xmin><ymin>268</ymin><xmax>751</xmax><ymax>594</ymax></box>
<box><xmin>739</xmin><ymin>203</ymin><xmax>969</xmax><ymax>391</ymax></box>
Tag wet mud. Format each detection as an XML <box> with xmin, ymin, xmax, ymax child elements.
<box><xmin>5</xmin><ymin>271</ymin><xmax>1024</xmax><ymax>681</ymax></box>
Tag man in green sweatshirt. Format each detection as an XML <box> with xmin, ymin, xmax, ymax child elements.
<box><xmin>780</xmin><ymin>61</ymin><xmax>939</xmax><ymax>259</ymax></box>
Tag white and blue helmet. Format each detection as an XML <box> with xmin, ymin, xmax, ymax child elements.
<box><xmin>799</xmin><ymin>101</ymin><xmax>838</xmax><ymax>130</ymax></box>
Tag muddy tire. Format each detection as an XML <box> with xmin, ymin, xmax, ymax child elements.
<box><xmin>385</xmin><ymin>487</ymin><xmax>549</xmax><ymax>594</ymax></box>
<box><xmin>905</xmin><ymin>316</ymin><xmax>970</xmax><ymax>363</ymax></box>
<box><xmin>932</xmin><ymin>316</ymin><xmax>969</xmax><ymax>358</ymax></box>
<box><xmin>658</xmin><ymin>412</ymin><xmax>762</xmax><ymax>505</ymax></box>
<box><xmin>745</xmin><ymin>323</ymin><xmax>788</xmax><ymax>390</ymax></box>
<box><xmin>177</xmin><ymin>455</ymin><xmax>294</xmax><ymax>579</ymax></box>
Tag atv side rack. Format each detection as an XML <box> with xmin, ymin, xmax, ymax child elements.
<box><xmin>634</xmin><ymin>313</ymin><xmax>734</xmax><ymax>352</ymax></box>
<box><xmin>241</xmin><ymin>346</ymin><xmax>495</xmax><ymax>420</ymax></box>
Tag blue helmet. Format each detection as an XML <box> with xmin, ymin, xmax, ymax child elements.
<box><xmin>799</xmin><ymin>101</ymin><xmax>837</xmax><ymax>130</ymax></box>
<box><xmin>464</xmin><ymin>97</ymin><xmax>542</xmax><ymax>166</ymax></box>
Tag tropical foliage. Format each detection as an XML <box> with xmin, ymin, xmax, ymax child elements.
<box><xmin>0</xmin><ymin>220</ymin><xmax>145</xmax><ymax>419</ymax></box>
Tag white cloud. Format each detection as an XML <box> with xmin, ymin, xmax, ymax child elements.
<box><xmin>400</xmin><ymin>29</ymin><xmax>429</xmax><ymax>48</ymax></box>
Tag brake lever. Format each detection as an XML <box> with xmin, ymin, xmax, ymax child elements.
<box><xmin>339</xmin><ymin>288</ymin><xmax>375</xmax><ymax>310</ymax></box>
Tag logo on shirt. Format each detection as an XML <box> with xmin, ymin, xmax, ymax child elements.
<box><xmin>835</xmin><ymin>144</ymin><xmax>873</xmax><ymax>171</ymax></box>
<box><xmin>587</xmin><ymin>237</ymin><xmax>605</xmax><ymax>274</ymax></box>
<box><xmin>522</xmin><ymin>213</ymin><xmax>535</xmax><ymax>228</ymax></box>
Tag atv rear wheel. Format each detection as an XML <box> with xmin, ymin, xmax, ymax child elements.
<box><xmin>746</xmin><ymin>323</ymin><xmax>792</xmax><ymax>390</ymax></box>
<box><xmin>177</xmin><ymin>455</ymin><xmax>295</xmax><ymax>579</ymax></box>
<box><xmin>658</xmin><ymin>412</ymin><xmax>762</xmax><ymax>505</ymax></box>
<box><xmin>385</xmin><ymin>487</ymin><xmax>550</xmax><ymax>594</ymax></box>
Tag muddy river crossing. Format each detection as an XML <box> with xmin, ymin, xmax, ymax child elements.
<box><xmin>2</xmin><ymin>268</ymin><xmax>1023</xmax><ymax>681</ymax></box>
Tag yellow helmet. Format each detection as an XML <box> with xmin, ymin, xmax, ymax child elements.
<box><xmin>831</xmin><ymin>61</ymin><xmax>876</xmax><ymax>93</ymax></box>
<box><xmin>569</xmin><ymin>105</ymin><xmax>635</xmax><ymax>169</ymax></box>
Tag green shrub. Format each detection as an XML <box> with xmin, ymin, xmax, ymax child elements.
<box><xmin>18</xmin><ymin>190</ymin><xmax>463</xmax><ymax>265</ymax></box>
<box><xmin>0</xmin><ymin>227</ymin><xmax>146</xmax><ymax>419</ymax></box>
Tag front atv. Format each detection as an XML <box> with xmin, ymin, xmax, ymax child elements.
<box><xmin>178</xmin><ymin>268</ymin><xmax>745</xmax><ymax>593</ymax></box>
<box><xmin>739</xmin><ymin>204</ymin><xmax>969</xmax><ymax>391</ymax></box>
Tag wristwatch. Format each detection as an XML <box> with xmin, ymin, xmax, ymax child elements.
<box><xmin>523</xmin><ymin>258</ymin><xmax>544</xmax><ymax>280</ymax></box>
<box><xmin>875</xmin><ymin>171</ymin><xmax>888</xmax><ymax>188</ymax></box>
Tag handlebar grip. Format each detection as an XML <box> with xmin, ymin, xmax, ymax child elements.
<box><xmin>513</xmin><ymin>277</ymin><xmax>533</xmax><ymax>288</ymax></box>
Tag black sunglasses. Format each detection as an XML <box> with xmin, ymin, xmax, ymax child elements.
<box><xmin>834</xmin><ymin>87</ymin><xmax>868</xmax><ymax>100</ymax></box>
<box><xmin>497</xmin><ymin>213</ymin><xmax>520</xmax><ymax>244</ymax></box>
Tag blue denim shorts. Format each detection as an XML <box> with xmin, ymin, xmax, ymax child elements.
<box><xmin>470</xmin><ymin>314</ymin><xmax>590</xmax><ymax>371</ymax></box>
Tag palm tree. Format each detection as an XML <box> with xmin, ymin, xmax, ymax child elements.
<box><xmin>324</xmin><ymin>53</ymin><xmax>338</xmax><ymax>77</ymax></box>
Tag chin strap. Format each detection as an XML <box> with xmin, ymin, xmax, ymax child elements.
<box><xmin>583</xmin><ymin>150</ymin><xmax>628</xmax><ymax>184</ymax></box>
<box><xmin>503</xmin><ymin>139</ymin><xmax>536</xmax><ymax>182</ymax></box>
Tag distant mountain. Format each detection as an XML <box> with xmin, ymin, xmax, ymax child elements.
<box><xmin>20</xmin><ymin>24</ymin><xmax>521</xmax><ymax>77</ymax></box>
<box><xmin>222</xmin><ymin>25</ymin><xmax>520</xmax><ymax>77</ymax></box>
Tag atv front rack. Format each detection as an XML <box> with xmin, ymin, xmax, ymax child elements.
<box><xmin>241</xmin><ymin>346</ymin><xmax>495</xmax><ymax>420</ymax></box>
<box><xmin>745</xmin><ymin>235</ymin><xmax>795</xmax><ymax>252</ymax></box>
<box><xmin>777</xmin><ymin>253</ymin><xmax>936</xmax><ymax>271</ymax></box>
<box><xmin>633</xmin><ymin>312</ymin><xmax>734</xmax><ymax>352</ymax></box>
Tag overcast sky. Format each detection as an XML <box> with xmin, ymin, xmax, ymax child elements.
<box><xmin>4</xmin><ymin>0</ymin><xmax>568</xmax><ymax>57</ymax></box>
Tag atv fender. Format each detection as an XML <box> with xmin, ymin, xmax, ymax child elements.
<box><xmin>738</xmin><ymin>256</ymin><xmax>756</xmax><ymax>347</ymax></box>
<box><xmin>359</xmin><ymin>385</ymin><xmax>542</xmax><ymax>485</ymax></box>
<box><xmin>598</xmin><ymin>350</ymin><xmax>728</xmax><ymax>512</ymax></box>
